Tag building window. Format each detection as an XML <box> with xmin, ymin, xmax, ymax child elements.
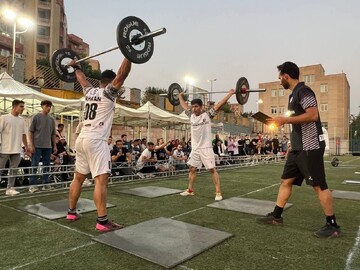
<box><xmin>320</xmin><ymin>84</ymin><xmax>328</xmax><ymax>93</ymax></box>
<box><xmin>271</xmin><ymin>89</ymin><xmax>277</xmax><ymax>97</ymax></box>
<box><xmin>279</xmin><ymin>88</ymin><xmax>285</xmax><ymax>96</ymax></box>
<box><xmin>322</xmin><ymin>122</ymin><xmax>328</xmax><ymax>130</ymax></box>
<box><xmin>320</xmin><ymin>103</ymin><xmax>328</xmax><ymax>112</ymax></box>
<box><xmin>271</xmin><ymin>107</ymin><xmax>277</xmax><ymax>115</ymax></box>
<box><xmin>279</xmin><ymin>106</ymin><xmax>285</xmax><ymax>114</ymax></box>
<box><xmin>304</xmin><ymin>75</ymin><xmax>315</xmax><ymax>83</ymax></box>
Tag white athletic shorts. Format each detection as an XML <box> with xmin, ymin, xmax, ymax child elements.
<box><xmin>187</xmin><ymin>148</ymin><xmax>216</xmax><ymax>170</ymax></box>
<box><xmin>75</xmin><ymin>137</ymin><xmax>111</xmax><ymax>178</ymax></box>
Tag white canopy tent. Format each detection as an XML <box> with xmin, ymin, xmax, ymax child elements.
<box><xmin>0</xmin><ymin>72</ymin><xmax>82</xmax><ymax>116</ymax></box>
<box><xmin>0</xmin><ymin>72</ymin><xmax>190</xmax><ymax>140</ymax></box>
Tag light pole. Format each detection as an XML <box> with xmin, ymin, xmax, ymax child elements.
<box><xmin>256</xmin><ymin>99</ymin><xmax>263</xmax><ymax>133</ymax></box>
<box><xmin>4</xmin><ymin>9</ymin><xmax>33</xmax><ymax>77</ymax></box>
<box><xmin>207</xmin><ymin>78</ymin><xmax>217</xmax><ymax>102</ymax></box>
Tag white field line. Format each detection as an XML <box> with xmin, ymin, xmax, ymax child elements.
<box><xmin>345</xmin><ymin>225</ymin><xmax>360</xmax><ymax>270</ymax></box>
<box><xmin>0</xmin><ymin>203</ymin><xmax>94</xmax><ymax>237</ymax></box>
<box><xmin>10</xmin><ymin>241</ymin><xmax>95</xmax><ymax>269</ymax></box>
<box><xmin>170</xmin><ymin>182</ymin><xmax>279</xmax><ymax>219</ymax></box>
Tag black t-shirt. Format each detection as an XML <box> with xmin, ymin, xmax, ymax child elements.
<box><xmin>272</xmin><ymin>138</ymin><xmax>279</xmax><ymax>148</ymax></box>
<box><xmin>289</xmin><ymin>82</ymin><xmax>325</xmax><ymax>151</ymax></box>
<box><xmin>56</xmin><ymin>142</ymin><xmax>66</xmax><ymax>155</ymax></box>
<box><xmin>238</xmin><ymin>139</ymin><xmax>245</xmax><ymax>148</ymax></box>
<box><xmin>111</xmin><ymin>147</ymin><xmax>129</xmax><ymax>162</ymax></box>
<box><xmin>156</xmin><ymin>148</ymin><xmax>167</xmax><ymax>160</ymax></box>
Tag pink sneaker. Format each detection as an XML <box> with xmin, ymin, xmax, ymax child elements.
<box><xmin>95</xmin><ymin>220</ymin><xmax>124</xmax><ymax>232</ymax></box>
<box><xmin>66</xmin><ymin>213</ymin><xmax>82</xmax><ymax>221</ymax></box>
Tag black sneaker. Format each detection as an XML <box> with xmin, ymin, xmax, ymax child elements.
<box><xmin>256</xmin><ymin>212</ymin><xmax>283</xmax><ymax>225</ymax></box>
<box><xmin>314</xmin><ymin>223</ymin><xmax>341</xmax><ymax>238</ymax></box>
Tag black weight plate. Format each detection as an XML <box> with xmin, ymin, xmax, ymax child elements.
<box><xmin>168</xmin><ymin>83</ymin><xmax>184</xmax><ymax>106</ymax></box>
<box><xmin>51</xmin><ymin>48</ymin><xmax>80</xmax><ymax>83</ymax></box>
<box><xmin>117</xmin><ymin>16</ymin><xmax>154</xmax><ymax>64</ymax></box>
<box><xmin>235</xmin><ymin>77</ymin><xmax>250</xmax><ymax>105</ymax></box>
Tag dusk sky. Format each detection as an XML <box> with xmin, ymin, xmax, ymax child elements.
<box><xmin>65</xmin><ymin>0</ymin><xmax>360</xmax><ymax>115</ymax></box>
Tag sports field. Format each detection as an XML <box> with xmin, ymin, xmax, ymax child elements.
<box><xmin>0</xmin><ymin>156</ymin><xmax>359</xmax><ymax>270</ymax></box>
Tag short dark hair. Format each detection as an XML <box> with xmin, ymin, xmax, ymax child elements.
<box><xmin>12</xmin><ymin>99</ymin><xmax>24</xmax><ymax>107</ymax></box>
<box><xmin>121</xmin><ymin>134</ymin><xmax>127</xmax><ymax>138</ymax></box>
<box><xmin>115</xmin><ymin>140</ymin><xmax>123</xmax><ymax>144</ymax></box>
<box><xmin>58</xmin><ymin>123</ymin><xmax>64</xmax><ymax>128</ymax></box>
<box><xmin>147</xmin><ymin>142</ymin><xmax>154</xmax><ymax>146</ymax></box>
<box><xmin>41</xmin><ymin>100</ymin><xmax>53</xmax><ymax>107</ymax></box>
<box><xmin>277</xmin><ymin>61</ymin><xmax>299</xmax><ymax>80</ymax></box>
<box><xmin>191</xmin><ymin>99</ymin><xmax>203</xmax><ymax>106</ymax></box>
<box><xmin>101</xmin><ymin>69</ymin><xmax>116</xmax><ymax>83</ymax></box>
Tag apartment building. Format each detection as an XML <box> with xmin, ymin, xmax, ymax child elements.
<box><xmin>258</xmin><ymin>64</ymin><xmax>350</xmax><ymax>154</ymax></box>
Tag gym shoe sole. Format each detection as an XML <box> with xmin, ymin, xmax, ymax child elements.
<box><xmin>66</xmin><ymin>213</ymin><xmax>82</xmax><ymax>222</ymax></box>
<box><xmin>314</xmin><ymin>223</ymin><xmax>341</xmax><ymax>238</ymax></box>
<box><xmin>96</xmin><ymin>221</ymin><xmax>124</xmax><ymax>232</ymax></box>
<box><xmin>180</xmin><ymin>189</ymin><xmax>195</xmax><ymax>196</ymax></box>
<box><xmin>256</xmin><ymin>212</ymin><xmax>284</xmax><ymax>225</ymax></box>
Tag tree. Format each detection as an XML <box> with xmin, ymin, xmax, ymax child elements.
<box><xmin>37</xmin><ymin>57</ymin><xmax>51</xmax><ymax>67</ymax></box>
<box><xmin>141</xmin><ymin>86</ymin><xmax>167</xmax><ymax>105</ymax></box>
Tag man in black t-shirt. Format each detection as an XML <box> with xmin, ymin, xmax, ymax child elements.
<box><xmin>111</xmin><ymin>140</ymin><xmax>132</xmax><ymax>176</ymax></box>
<box><xmin>271</xmin><ymin>135</ymin><xmax>279</xmax><ymax>155</ymax></box>
<box><xmin>257</xmin><ymin>61</ymin><xmax>340</xmax><ymax>238</ymax></box>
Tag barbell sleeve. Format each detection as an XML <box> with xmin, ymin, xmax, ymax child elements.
<box><xmin>131</xmin><ymin>28</ymin><xmax>167</xmax><ymax>45</ymax></box>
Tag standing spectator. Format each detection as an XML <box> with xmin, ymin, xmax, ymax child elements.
<box><xmin>178</xmin><ymin>89</ymin><xmax>235</xmax><ymax>201</ymax></box>
<box><xmin>238</xmin><ymin>135</ymin><xmax>245</xmax><ymax>156</ymax></box>
<box><xmin>227</xmin><ymin>136</ymin><xmax>236</xmax><ymax>156</ymax></box>
<box><xmin>67</xmin><ymin>58</ymin><xmax>132</xmax><ymax>231</ymax></box>
<box><xmin>281</xmin><ymin>135</ymin><xmax>289</xmax><ymax>154</ymax></box>
<box><xmin>272</xmin><ymin>134</ymin><xmax>280</xmax><ymax>155</ymax></box>
<box><xmin>28</xmin><ymin>100</ymin><xmax>57</xmax><ymax>192</ymax></box>
<box><xmin>256</xmin><ymin>61</ymin><xmax>340</xmax><ymax>237</ymax></box>
<box><xmin>212</xmin><ymin>134</ymin><xmax>223</xmax><ymax>147</ymax></box>
<box><xmin>244</xmin><ymin>135</ymin><xmax>251</xmax><ymax>155</ymax></box>
<box><xmin>140</xmin><ymin>138</ymin><xmax>147</xmax><ymax>152</ymax></box>
<box><xmin>121</xmin><ymin>134</ymin><xmax>132</xmax><ymax>152</ymax></box>
<box><xmin>0</xmin><ymin>100</ymin><xmax>28</xmax><ymax>196</ymax></box>
<box><xmin>56</xmin><ymin>123</ymin><xmax>64</xmax><ymax>138</ymax></box>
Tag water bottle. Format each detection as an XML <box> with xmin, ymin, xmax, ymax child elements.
<box><xmin>60</xmin><ymin>155</ymin><xmax>63</xmax><ymax>164</ymax></box>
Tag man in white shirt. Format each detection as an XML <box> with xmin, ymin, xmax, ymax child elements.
<box><xmin>0</xmin><ymin>100</ymin><xmax>28</xmax><ymax>196</ymax></box>
<box><xmin>178</xmin><ymin>89</ymin><xmax>235</xmax><ymax>201</ymax></box>
<box><xmin>173</xmin><ymin>144</ymin><xmax>187</xmax><ymax>170</ymax></box>
<box><xmin>66</xmin><ymin>58</ymin><xmax>131</xmax><ymax>232</ymax></box>
<box><xmin>135</xmin><ymin>142</ymin><xmax>156</xmax><ymax>178</ymax></box>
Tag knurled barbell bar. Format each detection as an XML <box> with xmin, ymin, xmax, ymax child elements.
<box><xmin>51</xmin><ymin>16</ymin><xmax>166</xmax><ymax>83</ymax></box>
<box><xmin>164</xmin><ymin>77</ymin><xmax>266</xmax><ymax>106</ymax></box>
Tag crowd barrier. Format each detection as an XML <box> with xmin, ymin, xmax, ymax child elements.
<box><xmin>0</xmin><ymin>154</ymin><xmax>285</xmax><ymax>196</ymax></box>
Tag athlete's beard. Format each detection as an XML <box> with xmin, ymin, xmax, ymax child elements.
<box><xmin>281</xmin><ymin>77</ymin><xmax>290</xmax><ymax>89</ymax></box>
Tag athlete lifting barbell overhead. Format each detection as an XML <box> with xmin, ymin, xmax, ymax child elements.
<box><xmin>178</xmin><ymin>88</ymin><xmax>235</xmax><ymax>201</ymax></box>
<box><xmin>63</xmin><ymin>15</ymin><xmax>167</xmax><ymax>232</ymax></box>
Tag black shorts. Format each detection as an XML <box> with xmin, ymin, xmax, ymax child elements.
<box><xmin>281</xmin><ymin>148</ymin><xmax>328</xmax><ymax>190</ymax></box>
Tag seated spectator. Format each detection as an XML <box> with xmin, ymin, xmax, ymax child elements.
<box><xmin>155</xmin><ymin>138</ymin><xmax>173</xmax><ymax>172</ymax></box>
<box><xmin>172</xmin><ymin>144</ymin><xmax>187</xmax><ymax>170</ymax></box>
<box><xmin>107</xmin><ymin>136</ymin><xmax>113</xmax><ymax>152</ymax></box>
<box><xmin>111</xmin><ymin>140</ymin><xmax>132</xmax><ymax>176</ymax></box>
<box><xmin>264</xmin><ymin>141</ymin><xmax>273</xmax><ymax>155</ymax></box>
<box><xmin>57</xmin><ymin>137</ymin><xmax>74</xmax><ymax>165</ymax></box>
<box><xmin>135</xmin><ymin>142</ymin><xmax>157</xmax><ymax>178</ymax></box>
<box><xmin>132</xmin><ymin>139</ymin><xmax>141</xmax><ymax>161</ymax></box>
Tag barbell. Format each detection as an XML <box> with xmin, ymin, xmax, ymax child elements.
<box><xmin>165</xmin><ymin>77</ymin><xmax>266</xmax><ymax>106</ymax></box>
<box><xmin>51</xmin><ymin>16</ymin><xmax>166</xmax><ymax>83</ymax></box>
